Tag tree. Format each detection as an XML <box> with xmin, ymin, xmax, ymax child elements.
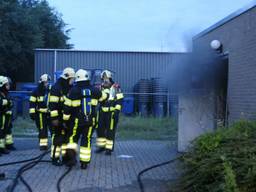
<box><xmin>0</xmin><ymin>0</ymin><xmax>72</xmax><ymax>82</ymax></box>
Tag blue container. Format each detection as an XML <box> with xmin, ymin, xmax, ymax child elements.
<box><xmin>21</xmin><ymin>83</ymin><xmax>37</xmax><ymax>92</ymax></box>
<box><xmin>122</xmin><ymin>97</ymin><xmax>134</xmax><ymax>115</ymax></box>
<box><xmin>54</xmin><ymin>71</ymin><xmax>63</xmax><ymax>81</ymax></box>
<box><xmin>9</xmin><ymin>92</ymin><xmax>29</xmax><ymax>114</ymax></box>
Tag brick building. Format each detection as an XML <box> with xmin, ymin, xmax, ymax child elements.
<box><xmin>178</xmin><ymin>3</ymin><xmax>256</xmax><ymax>151</ymax></box>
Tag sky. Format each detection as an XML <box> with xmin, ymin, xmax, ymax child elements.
<box><xmin>48</xmin><ymin>0</ymin><xmax>255</xmax><ymax>52</ymax></box>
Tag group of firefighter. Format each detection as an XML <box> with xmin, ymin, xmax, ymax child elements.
<box><xmin>0</xmin><ymin>68</ymin><xmax>123</xmax><ymax>168</ymax></box>
<box><xmin>29</xmin><ymin>67</ymin><xmax>123</xmax><ymax>169</ymax></box>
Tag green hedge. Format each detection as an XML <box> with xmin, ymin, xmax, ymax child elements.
<box><xmin>173</xmin><ymin>121</ymin><xmax>256</xmax><ymax>192</ymax></box>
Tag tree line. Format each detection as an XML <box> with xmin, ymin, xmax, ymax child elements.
<box><xmin>0</xmin><ymin>0</ymin><xmax>72</xmax><ymax>83</ymax></box>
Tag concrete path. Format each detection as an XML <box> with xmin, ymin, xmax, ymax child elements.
<box><xmin>0</xmin><ymin>140</ymin><xmax>178</xmax><ymax>192</ymax></box>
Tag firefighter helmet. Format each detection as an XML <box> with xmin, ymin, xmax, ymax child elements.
<box><xmin>61</xmin><ymin>67</ymin><xmax>75</xmax><ymax>79</ymax></box>
<box><xmin>101</xmin><ymin>70</ymin><xmax>112</xmax><ymax>79</ymax></box>
<box><xmin>75</xmin><ymin>69</ymin><xmax>90</xmax><ymax>82</ymax></box>
<box><xmin>0</xmin><ymin>76</ymin><xmax>9</xmax><ymax>88</ymax></box>
<box><xmin>39</xmin><ymin>74</ymin><xmax>51</xmax><ymax>83</ymax></box>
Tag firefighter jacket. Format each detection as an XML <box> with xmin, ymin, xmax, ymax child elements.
<box><xmin>29</xmin><ymin>83</ymin><xmax>51</xmax><ymax>115</ymax></box>
<box><xmin>0</xmin><ymin>90</ymin><xmax>12</xmax><ymax>115</ymax></box>
<box><xmin>63</xmin><ymin>81</ymin><xmax>108</xmax><ymax>126</ymax></box>
<box><xmin>100</xmin><ymin>82</ymin><xmax>124</xmax><ymax>113</ymax></box>
<box><xmin>49</xmin><ymin>78</ymin><xmax>72</xmax><ymax>120</ymax></box>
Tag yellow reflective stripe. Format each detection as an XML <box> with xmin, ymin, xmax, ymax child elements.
<box><xmin>49</xmin><ymin>95</ymin><xmax>59</xmax><ymax>102</ymax></box>
<box><xmin>61</xmin><ymin>144</ymin><xmax>67</xmax><ymax>155</ymax></box>
<box><xmin>72</xmin><ymin>100</ymin><xmax>81</xmax><ymax>107</ymax></box>
<box><xmin>105</xmin><ymin>139</ymin><xmax>113</xmax><ymax>150</ymax></box>
<box><xmin>40</xmin><ymin>138</ymin><xmax>48</xmax><ymax>146</ymax></box>
<box><xmin>87</xmin><ymin>127</ymin><xmax>92</xmax><ymax>148</ymax></box>
<box><xmin>99</xmin><ymin>92</ymin><xmax>108</xmax><ymax>102</ymax></box>
<box><xmin>6</xmin><ymin>111</ymin><xmax>12</xmax><ymax>115</ymax></box>
<box><xmin>69</xmin><ymin>118</ymin><xmax>78</xmax><ymax>144</ymax></box>
<box><xmin>29</xmin><ymin>96</ymin><xmax>36</xmax><ymax>102</ymax></box>
<box><xmin>60</xmin><ymin>96</ymin><xmax>64</xmax><ymax>102</ymax></box>
<box><xmin>29</xmin><ymin>108</ymin><xmax>36</xmax><ymax>113</ymax></box>
<box><xmin>37</xmin><ymin>96</ymin><xmax>44</xmax><ymax>102</ymax></box>
<box><xmin>67</xmin><ymin>143</ymin><xmax>78</xmax><ymax>152</ymax></box>
<box><xmin>0</xmin><ymin>139</ymin><xmax>5</xmax><ymax>148</ymax></box>
<box><xmin>38</xmin><ymin>108</ymin><xmax>48</xmax><ymax>113</ymax></box>
<box><xmin>39</xmin><ymin>113</ymin><xmax>43</xmax><ymax>129</ymax></box>
<box><xmin>50</xmin><ymin>110</ymin><xmax>58</xmax><ymax>117</ymax></box>
<box><xmin>96</xmin><ymin>137</ymin><xmax>106</xmax><ymax>147</ymax></box>
<box><xmin>2</xmin><ymin>99</ymin><xmax>8</xmax><ymax>106</ymax></box>
<box><xmin>5</xmin><ymin>134</ymin><xmax>13</xmax><ymax>145</ymax></box>
<box><xmin>101</xmin><ymin>107</ymin><xmax>115</xmax><ymax>112</ymax></box>
<box><xmin>80</xmin><ymin>147</ymin><xmax>91</xmax><ymax>161</ymax></box>
<box><xmin>116</xmin><ymin>93</ymin><xmax>124</xmax><ymax>100</ymax></box>
<box><xmin>64</xmin><ymin>97</ymin><xmax>72</xmax><ymax>106</ymax></box>
<box><xmin>2</xmin><ymin>115</ymin><xmax>5</xmax><ymax>129</ymax></box>
<box><xmin>97</xmin><ymin>138</ymin><xmax>106</xmax><ymax>142</ymax></box>
<box><xmin>51</xmin><ymin>145</ymin><xmax>61</xmax><ymax>158</ymax></box>
<box><xmin>110</xmin><ymin>112</ymin><xmax>114</xmax><ymax>130</ymax></box>
<box><xmin>91</xmin><ymin>99</ymin><xmax>98</xmax><ymax>106</ymax></box>
<box><xmin>63</xmin><ymin>114</ymin><xmax>71</xmax><ymax>121</ymax></box>
<box><xmin>115</xmin><ymin>104</ymin><xmax>122</xmax><ymax>110</ymax></box>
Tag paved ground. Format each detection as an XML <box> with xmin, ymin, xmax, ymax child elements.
<box><xmin>0</xmin><ymin>139</ymin><xmax>178</xmax><ymax>192</ymax></box>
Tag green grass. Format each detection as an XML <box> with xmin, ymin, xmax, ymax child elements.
<box><xmin>117</xmin><ymin>115</ymin><xmax>177</xmax><ymax>141</ymax></box>
<box><xmin>12</xmin><ymin>115</ymin><xmax>178</xmax><ymax>141</ymax></box>
<box><xmin>12</xmin><ymin>117</ymin><xmax>37</xmax><ymax>137</ymax></box>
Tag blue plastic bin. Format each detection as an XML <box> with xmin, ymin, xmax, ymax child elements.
<box><xmin>9</xmin><ymin>92</ymin><xmax>29</xmax><ymax>114</ymax></box>
<box><xmin>122</xmin><ymin>97</ymin><xmax>134</xmax><ymax>115</ymax></box>
<box><xmin>21</xmin><ymin>83</ymin><xmax>37</xmax><ymax>92</ymax></box>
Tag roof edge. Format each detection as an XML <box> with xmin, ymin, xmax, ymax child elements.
<box><xmin>193</xmin><ymin>1</ymin><xmax>256</xmax><ymax>40</ymax></box>
<box><xmin>34</xmin><ymin>48</ymin><xmax>187</xmax><ymax>54</ymax></box>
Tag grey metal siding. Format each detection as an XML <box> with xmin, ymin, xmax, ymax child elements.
<box><xmin>34</xmin><ymin>50</ymin><xmax>55</xmax><ymax>82</ymax></box>
<box><xmin>35</xmin><ymin>49</ymin><xmax>185</xmax><ymax>92</ymax></box>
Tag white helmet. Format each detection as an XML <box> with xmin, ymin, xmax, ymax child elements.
<box><xmin>75</xmin><ymin>69</ymin><xmax>90</xmax><ymax>82</ymax></box>
<box><xmin>39</xmin><ymin>74</ymin><xmax>51</xmax><ymax>83</ymax></box>
<box><xmin>101</xmin><ymin>70</ymin><xmax>112</xmax><ymax>79</ymax></box>
<box><xmin>61</xmin><ymin>67</ymin><xmax>75</xmax><ymax>79</ymax></box>
<box><xmin>0</xmin><ymin>76</ymin><xmax>9</xmax><ymax>87</ymax></box>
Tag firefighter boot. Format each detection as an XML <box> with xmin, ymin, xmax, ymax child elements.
<box><xmin>80</xmin><ymin>162</ymin><xmax>88</xmax><ymax>170</ymax></box>
<box><xmin>52</xmin><ymin>158</ymin><xmax>62</xmax><ymax>166</ymax></box>
<box><xmin>40</xmin><ymin>146</ymin><xmax>48</xmax><ymax>151</ymax></box>
<box><xmin>6</xmin><ymin>144</ymin><xmax>16</xmax><ymax>151</ymax></box>
<box><xmin>105</xmin><ymin>149</ymin><xmax>112</xmax><ymax>156</ymax></box>
<box><xmin>95</xmin><ymin>147</ymin><xmax>105</xmax><ymax>154</ymax></box>
<box><xmin>0</xmin><ymin>148</ymin><xmax>10</xmax><ymax>154</ymax></box>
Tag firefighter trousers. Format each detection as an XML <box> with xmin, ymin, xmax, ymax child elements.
<box><xmin>51</xmin><ymin>122</ymin><xmax>70</xmax><ymax>160</ymax></box>
<box><xmin>0</xmin><ymin>112</ymin><xmax>13</xmax><ymax>149</ymax></box>
<box><xmin>67</xmin><ymin>118</ymin><xmax>93</xmax><ymax>164</ymax></box>
<box><xmin>35</xmin><ymin>112</ymin><xmax>49</xmax><ymax>147</ymax></box>
<box><xmin>96</xmin><ymin>110</ymin><xmax>118</xmax><ymax>151</ymax></box>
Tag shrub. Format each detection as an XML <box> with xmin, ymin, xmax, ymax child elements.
<box><xmin>173</xmin><ymin>121</ymin><xmax>256</xmax><ymax>192</ymax></box>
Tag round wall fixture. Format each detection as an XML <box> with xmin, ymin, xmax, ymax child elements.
<box><xmin>210</xmin><ymin>40</ymin><xmax>222</xmax><ymax>50</ymax></box>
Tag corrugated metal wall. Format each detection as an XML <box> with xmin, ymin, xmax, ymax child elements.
<box><xmin>35</xmin><ymin>49</ymin><xmax>185</xmax><ymax>92</ymax></box>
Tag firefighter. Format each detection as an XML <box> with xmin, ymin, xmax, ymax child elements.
<box><xmin>29</xmin><ymin>74</ymin><xmax>51</xmax><ymax>150</ymax></box>
<box><xmin>63</xmin><ymin>69</ymin><xmax>108</xmax><ymax>169</ymax></box>
<box><xmin>49</xmin><ymin>67</ymin><xmax>75</xmax><ymax>166</ymax></box>
<box><xmin>0</xmin><ymin>76</ymin><xmax>15</xmax><ymax>155</ymax></box>
<box><xmin>96</xmin><ymin>70</ymin><xmax>123</xmax><ymax>155</ymax></box>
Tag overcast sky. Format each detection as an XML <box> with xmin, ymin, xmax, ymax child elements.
<box><xmin>48</xmin><ymin>0</ymin><xmax>255</xmax><ymax>52</ymax></box>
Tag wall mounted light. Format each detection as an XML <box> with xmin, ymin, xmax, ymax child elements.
<box><xmin>210</xmin><ymin>40</ymin><xmax>223</xmax><ymax>53</ymax></box>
